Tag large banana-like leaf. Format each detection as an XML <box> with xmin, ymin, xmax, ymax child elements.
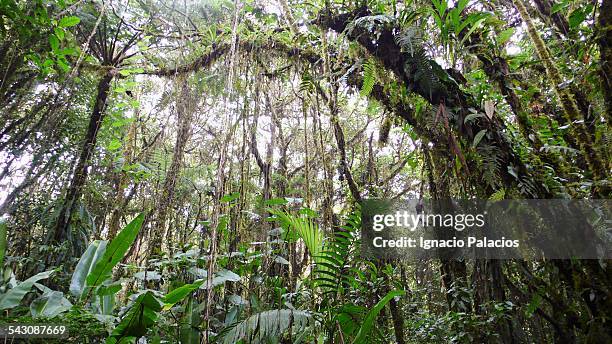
<box><xmin>164</xmin><ymin>281</ymin><xmax>205</xmax><ymax>343</ymax></box>
<box><xmin>70</xmin><ymin>240</ymin><xmax>107</xmax><ymax>298</ymax></box>
<box><xmin>162</xmin><ymin>279</ymin><xmax>204</xmax><ymax>310</ymax></box>
<box><xmin>30</xmin><ymin>290</ymin><xmax>72</xmax><ymax>318</ymax></box>
<box><xmin>0</xmin><ymin>270</ymin><xmax>53</xmax><ymax>310</ymax></box>
<box><xmin>106</xmin><ymin>291</ymin><xmax>162</xmax><ymax>344</ymax></box>
<box><xmin>200</xmin><ymin>269</ymin><xmax>241</xmax><ymax>290</ymax></box>
<box><xmin>84</xmin><ymin>213</ymin><xmax>144</xmax><ymax>299</ymax></box>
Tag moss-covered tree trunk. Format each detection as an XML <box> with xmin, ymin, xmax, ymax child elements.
<box><xmin>52</xmin><ymin>71</ymin><xmax>114</xmax><ymax>250</ymax></box>
<box><xmin>150</xmin><ymin>78</ymin><xmax>194</xmax><ymax>255</ymax></box>
<box><xmin>598</xmin><ymin>0</ymin><xmax>612</xmax><ymax>121</ymax></box>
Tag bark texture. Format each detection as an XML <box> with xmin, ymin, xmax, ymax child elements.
<box><xmin>53</xmin><ymin>71</ymin><xmax>114</xmax><ymax>246</ymax></box>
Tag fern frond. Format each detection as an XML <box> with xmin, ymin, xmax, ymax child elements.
<box><xmin>300</xmin><ymin>72</ymin><xmax>316</xmax><ymax>96</ymax></box>
<box><xmin>488</xmin><ymin>188</ymin><xmax>505</xmax><ymax>201</ymax></box>
<box><xmin>314</xmin><ymin>209</ymin><xmax>360</xmax><ymax>295</ymax></box>
<box><xmin>394</xmin><ymin>27</ymin><xmax>421</xmax><ymax>56</ymax></box>
<box><xmin>477</xmin><ymin>144</ymin><xmax>503</xmax><ymax>189</ymax></box>
<box><xmin>360</xmin><ymin>58</ymin><xmax>376</xmax><ymax>97</ymax></box>
<box><xmin>518</xmin><ymin>176</ymin><xmax>537</xmax><ymax>197</ymax></box>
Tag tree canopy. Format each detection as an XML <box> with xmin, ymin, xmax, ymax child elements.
<box><xmin>0</xmin><ymin>0</ymin><xmax>610</xmax><ymax>343</ymax></box>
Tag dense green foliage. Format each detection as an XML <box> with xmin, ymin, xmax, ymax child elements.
<box><xmin>0</xmin><ymin>0</ymin><xmax>610</xmax><ymax>343</ymax></box>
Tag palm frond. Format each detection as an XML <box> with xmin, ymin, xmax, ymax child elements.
<box><xmin>216</xmin><ymin>309</ymin><xmax>312</xmax><ymax>344</ymax></box>
<box><xmin>269</xmin><ymin>210</ymin><xmax>324</xmax><ymax>264</ymax></box>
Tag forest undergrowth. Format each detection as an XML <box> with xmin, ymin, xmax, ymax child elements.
<box><xmin>0</xmin><ymin>0</ymin><xmax>611</xmax><ymax>343</ymax></box>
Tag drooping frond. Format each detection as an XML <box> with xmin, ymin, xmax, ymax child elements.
<box><xmin>395</xmin><ymin>29</ymin><xmax>442</xmax><ymax>100</ymax></box>
<box><xmin>394</xmin><ymin>27</ymin><xmax>421</xmax><ymax>56</ymax></box>
<box><xmin>269</xmin><ymin>210</ymin><xmax>324</xmax><ymax>264</ymax></box>
<box><xmin>217</xmin><ymin>309</ymin><xmax>312</xmax><ymax>344</ymax></box>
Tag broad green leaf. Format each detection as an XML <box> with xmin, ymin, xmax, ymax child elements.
<box><xmin>459</xmin><ymin>13</ymin><xmax>491</xmax><ymax>46</ymax></box>
<box><xmin>525</xmin><ymin>293</ymin><xmax>542</xmax><ymax>317</ymax></box>
<box><xmin>551</xmin><ymin>2</ymin><xmax>568</xmax><ymax>14</ymax></box>
<box><xmin>264</xmin><ymin>197</ymin><xmax>288</xmax><ymax>206</ymax></box>
<box><xmin>106</xmin><ymin>291</ymin><xmax>162</xmax><ymax>344</ymax></box>
<box><xmin>498</xmin><ymin>28</ymin><xmax>515</xmax><ymax>45</ymax></box>
<box><xmin>352</xmin><ymin>290</ymin><xmax>405</xmax><ymax>344</ymax></box>
<box><xmin>107</xmin><ymin>139</ymin><xmax>122</xmax><ymax>151</ymax></box>
<box><xmin>0</xmin><ymin>270</ymin><xmax>54</xmax><ymax>310</ymax></box>
<box><xmin>30</xmin><ymin>291</ymin><xmax>72</xmax><ymax>318</ymax></box>
<box><xmin>54</xmin><ymin>27</ymin><xmax>65</xmax><ymax>40</ymax></box>
<box><xmin>464</xmin><ymin>112</ymin><xmax>485</xmax><ymax>124</ymax></box>
<box><xmin>336</xmin><ymin>304</ymin><xmax>365</xmax><ymax>336</ymax></box>
<box><xmin>70</xmin><ymin>240</ymin><xmax>107</xmax><ymax>297</ymax></box>
<box><xmin>472</xmin><ymin>129</ymin><xmax>487</xmax><ymax>148</ymax></box>
<box><xmin>56</xmin><ymin>57</ymin><xmax>70</xmax><ymax>72</ymax></box>
<box><xmin>457</xmin><ymin>0</ymin><xmax>469</xmax><ymax>12</ymax></box>
<box><xmin>133</xmin><ymin>271</ymin><xmax>161</xmax><ymax>281</ymax></box>
<box><xmin>59</xmin><ymin>16</ymin><xmax>80</xmax><ymax>27</ymax></box>
<box><xmin>200</xmin><ymin>270</ymin><xmax>241</xmax><ymax>289</ymax></box>
<box><xmin>212</xmin><ymin>270</ymin><xmax>240</xmax><ymax>285</ymax></box>
<box><xmin>97</xmin><ymin>292</ymin><xmax>116</xmax><ymax>316</ymax></box>
<box><xmin>60</xmin><ymin>47</ymin><xmax>78</xmax><ymax>56</ymax></box>
<box><xmin>97</xmin><ymin>281</ymin><xmax>123</xmax><ymax>296</ymax></box>
<box><xmin>49</xmin><ymin>34</ymin><xmax>59</xmax><ymax>51</ymax></box>
<box><xmin>220</xmin><ymin>192</ymin><xmax>240</xmax><ymax>203</ymax></box>
<box><xmin>432</xmin><ymin>0</ymin><xmax>447</xmax><ymax>19</ymax></box>
<box><xmin>569</xmin><ymin>8</ymin><xmax>587</xmax><ymax>29</ymax></box>
<box><xmin>85</xmin><ymin>214</ymin><xmax>144</xmax><ymax>298</ymax></box>
<box><xmin>162</xmin><ymin>280</ymin><xmax>204</xmax><ymax>310</ymax></box>
<box><xmin>118</xmin><ymin>68</ymin><xmax>145</xmax><ymax>77</ymax></box>
<box><xmin>274</xmin><ymin>256</ymin><xmax>290</xmax><ymax>265</ymax></box>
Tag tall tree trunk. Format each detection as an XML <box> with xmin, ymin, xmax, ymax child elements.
<box><xmin>249</xmin><ymin>92</ymin><xmax>272</xmax><ymax>205</ymax></box>
<box><xmin>264</xmin><ymin>94</ymin><xmax>277</xmax><ymax>202</ymax></box>
<box><xmin>598</xmin><ymin>0</ymin><xmax>612</xmax><ymax>121</ymax></box>
<box><xmin>321</xmin><ymin>30</ymin><xmax>362</xmax><ymax>203</ymax></box>
<box><xmin>330</xmin><ymin>102</ymin><xmax>361</xmax><ymax>202</ymax></box>
<box><xmin>52</xmin><ymin>71</ymin><xmax>114</xmax><ymax>247</ymax></box>
<box><xmin>513</xmin><ymin>0</ymin><xmax>607</xmax><ymax>187</ymax></box>
<box><xmin>424</xmin><ymin>147</ymin><xmax>470</xmax><ymax>312</ymax></box>
<box><xmin>150</xmin><ymin>78</ymin><xmax>194</xmax><ymax>255</ymax></box>
<box><xmin>107</xmin><ymin>117</ymin><xmax>138</xmax><ymax>239</ymax></box>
